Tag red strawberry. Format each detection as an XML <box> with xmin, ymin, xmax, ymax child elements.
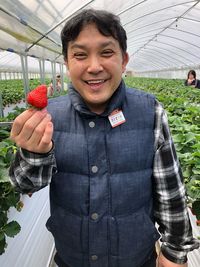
<box><xmin>196</xmin><ymin>220</ymin><xmax>200</xmax><ymax>226</ymax></box>
<box><xmin>27</xmin><ymin>84</ymin><xmax>48</xmax><ymax>109</ymax></box>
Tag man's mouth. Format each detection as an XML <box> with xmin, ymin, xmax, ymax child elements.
<box><xmin>85</xmin><ymin>79</ymin><xmax>106</xmax><ymax>85</ymax></box>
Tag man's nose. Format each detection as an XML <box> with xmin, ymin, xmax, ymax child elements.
<box><xmin>87</xmin><ymin>56</ymin><xmax>103</xmax><ymax>74</ymax></box>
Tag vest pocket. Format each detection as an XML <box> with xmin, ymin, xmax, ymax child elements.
<box><xmin>110</xmin><ymin>210</ymin><xmax>160</xmax><ymax>258</ymax></box>
<box><xmin>46</xmin><ymin>207</ymin><xmax>85</xmax><ymax>253</ymax></box>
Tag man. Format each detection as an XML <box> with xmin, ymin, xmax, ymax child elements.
<box><xmin>9</xmin><ymin>9</ymin><xmax>199</xmax><ymax>267</ymax></box>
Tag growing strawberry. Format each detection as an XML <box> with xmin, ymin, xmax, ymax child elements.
<box><xmin>196</xmin><ymin>220</ymin><xmax>200</xmax><ymax>226</ymax></box>
<box><xmin>27</xmin><ymin>84</ymin><xmax>48</xmax><ymax>109</ymax></box>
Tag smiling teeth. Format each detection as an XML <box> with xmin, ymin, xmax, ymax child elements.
<box><xmin>87</xmin><ymin>80</ymin><xmax>104</xmax><ymax>84</ymax></box>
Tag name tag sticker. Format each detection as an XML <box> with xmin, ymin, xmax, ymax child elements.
<box><xmin>108</xmin><ymin>109</ymin><xmax>126</xmax><ymax>128</ymax></box>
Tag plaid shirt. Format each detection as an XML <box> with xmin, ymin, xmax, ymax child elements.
<box><xmin>9</xmin><ymin>99</ymin><xmax>199</xmax><ymax>264</ymax></box>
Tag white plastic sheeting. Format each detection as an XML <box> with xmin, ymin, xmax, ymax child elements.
<box><xmin>188</xmin><ymin>210</ymin><xmax>200</xmax><ymax>267</ymax></box>
<box><xmin>0</xmin><ymin>187</ymin><xmax>54</xmax><ymax>267</ymax></box>
<box><xmin>0</xmin><ymin>0</ymin><xmax>200</xmax><ymax>74</ymax></box>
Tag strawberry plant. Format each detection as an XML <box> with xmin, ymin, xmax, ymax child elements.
<box><xmin>125</xmin><ymin>77</ymin><xmax>200</xmax><ymax>224</ymax></box>
<box><xmin>0</xmin><ymin>107</ymin><xmax>26</xmax><ymax>255</ymax></box>
<box><xmin>0</xmin><ymin>133</ymin><xmax>21</xmax><ymax>255</ymax></box>
<box><xmin>0</xmin><ymin>79</ymin><xmax>51</xmax><ymax>106</ymax></box>
<box><xmin>0</xmin><ymin>83</ymin><xmax>66</xmax><ymax>254</ymax></box>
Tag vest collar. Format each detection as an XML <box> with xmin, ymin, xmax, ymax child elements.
<box><xmin>68</xmin><ymin>80</ymin><xmax>126</xmax><ymax>117</ymax></box>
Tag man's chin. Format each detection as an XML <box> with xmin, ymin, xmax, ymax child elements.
<box><xmin>85</xmin><ymin>98</ymin><xmax>109</xmax><ymax>113</ymax></box>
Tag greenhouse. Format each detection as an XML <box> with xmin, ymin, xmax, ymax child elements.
<box><xmin>0</xmin><ymin>1</ymin><xmax>200</xmax><ymax>267</ymax></box>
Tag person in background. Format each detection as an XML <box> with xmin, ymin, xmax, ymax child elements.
<box><xmin>47</xmin><ymin>74</ymin><xmax>63</xmax><ymax>96</ymax></box>
<box><xmin>47</xmin><ymin>79</ymin><xmax>54</xmax><ymax>96</ymax></box>
<box><xmin>57</xmin><ymin>74</ymin><xmax>69</xmax><ymax>92</ymax></box>
<box><xmin>9</xmin><ymin>9</ymin><xmax>199</xmax><ymax>267</ymax></box>
<box><xmin>184</xmin><ymin>69</ymin><xmax>200</xmax><ymax>89</ymax></box>
<box><xmin>55</xmin><ymin>74</ymin><xmax>62</xmax><ymax>93</ymax></box>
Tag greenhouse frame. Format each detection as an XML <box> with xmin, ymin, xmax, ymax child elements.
<box><xmin>0</xmin><ymin>1</ymin><xmax>200</xmax><ymax>267</ymax></box>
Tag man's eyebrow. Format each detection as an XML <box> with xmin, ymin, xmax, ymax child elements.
<box><xmin>70</xmin><ymin>44</ymin><xmax>86</xmax><ymax>50</ymax></box>
<box><xmin>70</xmin><ymin>41</ymin><xmax>116</xmax><ymax>50</ymax></box>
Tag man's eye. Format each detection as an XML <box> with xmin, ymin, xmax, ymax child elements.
<box><xmin>102</xmin><ymin>50</ymin><xmax>114</xmax><ymax>57</ymax></box>
<box><xmin>74</xmin><ymin>53</ymin><xmax>87</xmax><ymax>59</ymax></box>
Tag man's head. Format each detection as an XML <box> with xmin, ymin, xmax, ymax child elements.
<box><xmin>61</xmin><ymin>9</ymin><xmax>127</xmax><ymax>61</ymax></box>
<box><xmin>61</xmin><ymin>9</ymin><xmax>129</xmax><ymax>114</ymax></box>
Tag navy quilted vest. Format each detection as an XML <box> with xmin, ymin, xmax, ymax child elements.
<box><xmin>46</xmin><ymin>80</ymin><xmax>160</xmax><ymax>267</ymax></box>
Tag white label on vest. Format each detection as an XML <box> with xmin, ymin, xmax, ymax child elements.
<box><xmin>108</xmin><ymin>109</ymin><xmax>126</xmax><ymax>128</ymax></box>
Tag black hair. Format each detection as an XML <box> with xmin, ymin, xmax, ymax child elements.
<box><xmin>187</xmin><ymin>70</ymin><xmax>196</xmax><ymax>79</ymax></box>
<box><xmin>61</xmin><ymin>9</ymin><xmax>127</xmax><ymax>61</ymax></box>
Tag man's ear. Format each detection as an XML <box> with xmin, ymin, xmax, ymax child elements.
<box><xmin>122</xmin><ymin>52</ymin><xmax>129</xmax><ymax>73</ymax></box>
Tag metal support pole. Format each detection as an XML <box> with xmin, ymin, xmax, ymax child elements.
<box><xmin>39</xmin><ymin>59</ymin><xmax>42</xmax><ymax>83</ymax></box>
<box><xmin>0</xmin><ymin>91</ymin><xmax>4</xmax><ymax>117</ymax></box>
<box><xmin>24</xmin><ymin>55</ymin><xmax>30</xmax><ymax>93</ymax></box>
<box><xmin>51</xmin><ymin>61</ymin><xmax>56</xmax><ymax>92</ymax></box>
<box><xmin>43</xmin><ymin>59</ymin><xmax>46</xmax><ymax>83</ymax></box>
<box><xmin>20</xmin><ymin>54</ymin><xmax>29</xmax><ymax>101</ymax></box>
<box><xmin>39</xmin><ymin>59</ymin><xmax>45</xmax><ymax>84</ymax></box>
<box><xmin>59</xmin><ymin>63</ymin><xmax>64</xmax><ymax>91</ymax></box>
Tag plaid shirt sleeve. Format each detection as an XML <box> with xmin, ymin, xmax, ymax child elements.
<box><xmin>153</xmin><ymin>100</ymin><xmax>200</xmax><ymax>264</ymax></box>
<box><xmin>9</xmin><ymin>146</ymin><xmax>57</xmax><ymax>193</ymax></box>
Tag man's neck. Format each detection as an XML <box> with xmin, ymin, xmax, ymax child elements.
<box><xmin>86</xmin><ymin>102</ymin><xmax>108</xmax><ymax>115</ymax></box>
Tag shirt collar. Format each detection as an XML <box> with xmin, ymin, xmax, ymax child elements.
<box><xmin>68</xmin><ymin>80</ymin><xmax>126</xmax><ymax>117</ymax></box>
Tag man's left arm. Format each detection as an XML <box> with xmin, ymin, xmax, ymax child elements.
<box><xmin>153</xmin><ymin>101</ymin><xmax>199</xmax><ymax>266</ymax></box>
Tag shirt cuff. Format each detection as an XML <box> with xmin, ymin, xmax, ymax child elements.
<box><xmin>19</xmin><ymin>141</ymin><xmax>56</xmax><ymax>167</ymax></box>
<box><xmin>161</xmin><ymin>244</ymin><xmax>187</xmax><ymax>264</ymax></box>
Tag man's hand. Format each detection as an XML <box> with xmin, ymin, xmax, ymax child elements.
<box><xmin>10</xmin><ymin>108</ymin><xmax>53</xmax><ymax>154</ymax></box>
<box><xmin>157</xmin><ymin>252</ymin><xmax>188</xmax><ymax>267</ymax></box>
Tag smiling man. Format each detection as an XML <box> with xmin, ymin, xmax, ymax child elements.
<box><xmin>66</xmin><ymin>24</ymin><xmax>128</xmax><ymax>114</ymax></box>
<box><xmin>9</xmin><ymin>9</ymin><xmax>199</xmax><ymax>267</ymax></box>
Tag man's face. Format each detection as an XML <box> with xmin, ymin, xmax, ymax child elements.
<box><xmin>66</xmin><ymin>24</ymin><xmax>129</xmax><ymax>113</ymax></box>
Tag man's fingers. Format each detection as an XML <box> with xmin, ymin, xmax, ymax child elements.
<box><xmin>10</xmin><ymin>108</ymin><xmax>53</xmax><ymax>153</ymax></box>
<box><xmin>20</xmin><ymin>110</ymin><xmax>48</xmax><ymax>141</ymax></box>
<box><xmin>12</xmin><ymin>109</ymin><xmax>48</xmax><ymax>142</ymax></box>
<box><xmin>26</xmin><ymin>114</ymin><xmax>52</xmax><ymax>146</ymax></box>
<box><xmin>10</xmin><ymin>109</ymin><xmax>37</xmax><ymax>138</ymax></box>
<box><xmin>38</xmin><ymin>122</ymin><xmax>54</xmax><ymax>153</ymax></box>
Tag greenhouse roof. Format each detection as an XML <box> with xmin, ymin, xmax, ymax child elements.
<box><xmin>0</xmin><ymin>0</ymin><xmax>200</xmax><ymax>73</ymax></box>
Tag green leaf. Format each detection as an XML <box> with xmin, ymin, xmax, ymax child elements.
<box><xmin>0</xmin><ymin>212</ymin><xmax>8</xmax><ymax>228</ymax></box>
<box><xmin>0</xmin><ymin>235</ymin><xmax>6</xmax><ymax>255</ymax></box>
<box><xmin>183</xmin><ymin>169</ymin><xmax>191</xmax><ymax>178</ymax></box>
<box><xmin>186</xmin><ymin>180</ymin><xmax>200</xmax><ymax>199</ymax></box>
<box><xmin>192</xmin><ymin>169</ymin><xmax>200</xmax><ymax>175</ymax></box>
<box><xmin>0</xmin><ymin>168</ymin><xmax>9</xmax><ymax>183</ymax></box>
<box><xmin>4</xmin><ymin>191</ymin><xmax>20</xmax><ymax>209</ymax></box>
<box><xmin>192</xmin><ymin>201</ymin><xmax>200</xmax><ymax>220</ymax></box>
<box><xmin>0</xmin><ymin>231</ymin><xmax>5</xmax><ymax>242</ymax></box>
<box><xmin>192</xmin><ymin>151</ymin><xmax>200</xmax><ymax>158</ymax></box>
<box><xmin>184</xmin><ymin>133</ymin><xmax>196</xmax><ymax>144</ymax></box>
<box><xmin>172</xmin><ymin>134</ymin><xmax>184</xmax><ymax>143</ymax></box>
<box><xmin>3</xmin><ymin>221</ymin><xmax>21</xmax><ymax>238</ymax></box>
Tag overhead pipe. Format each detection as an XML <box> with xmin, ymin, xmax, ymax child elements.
<box><xmin>25</xmin><ymin>0</ymin><xmax>94</xmax><ymax>52</ymax></box>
